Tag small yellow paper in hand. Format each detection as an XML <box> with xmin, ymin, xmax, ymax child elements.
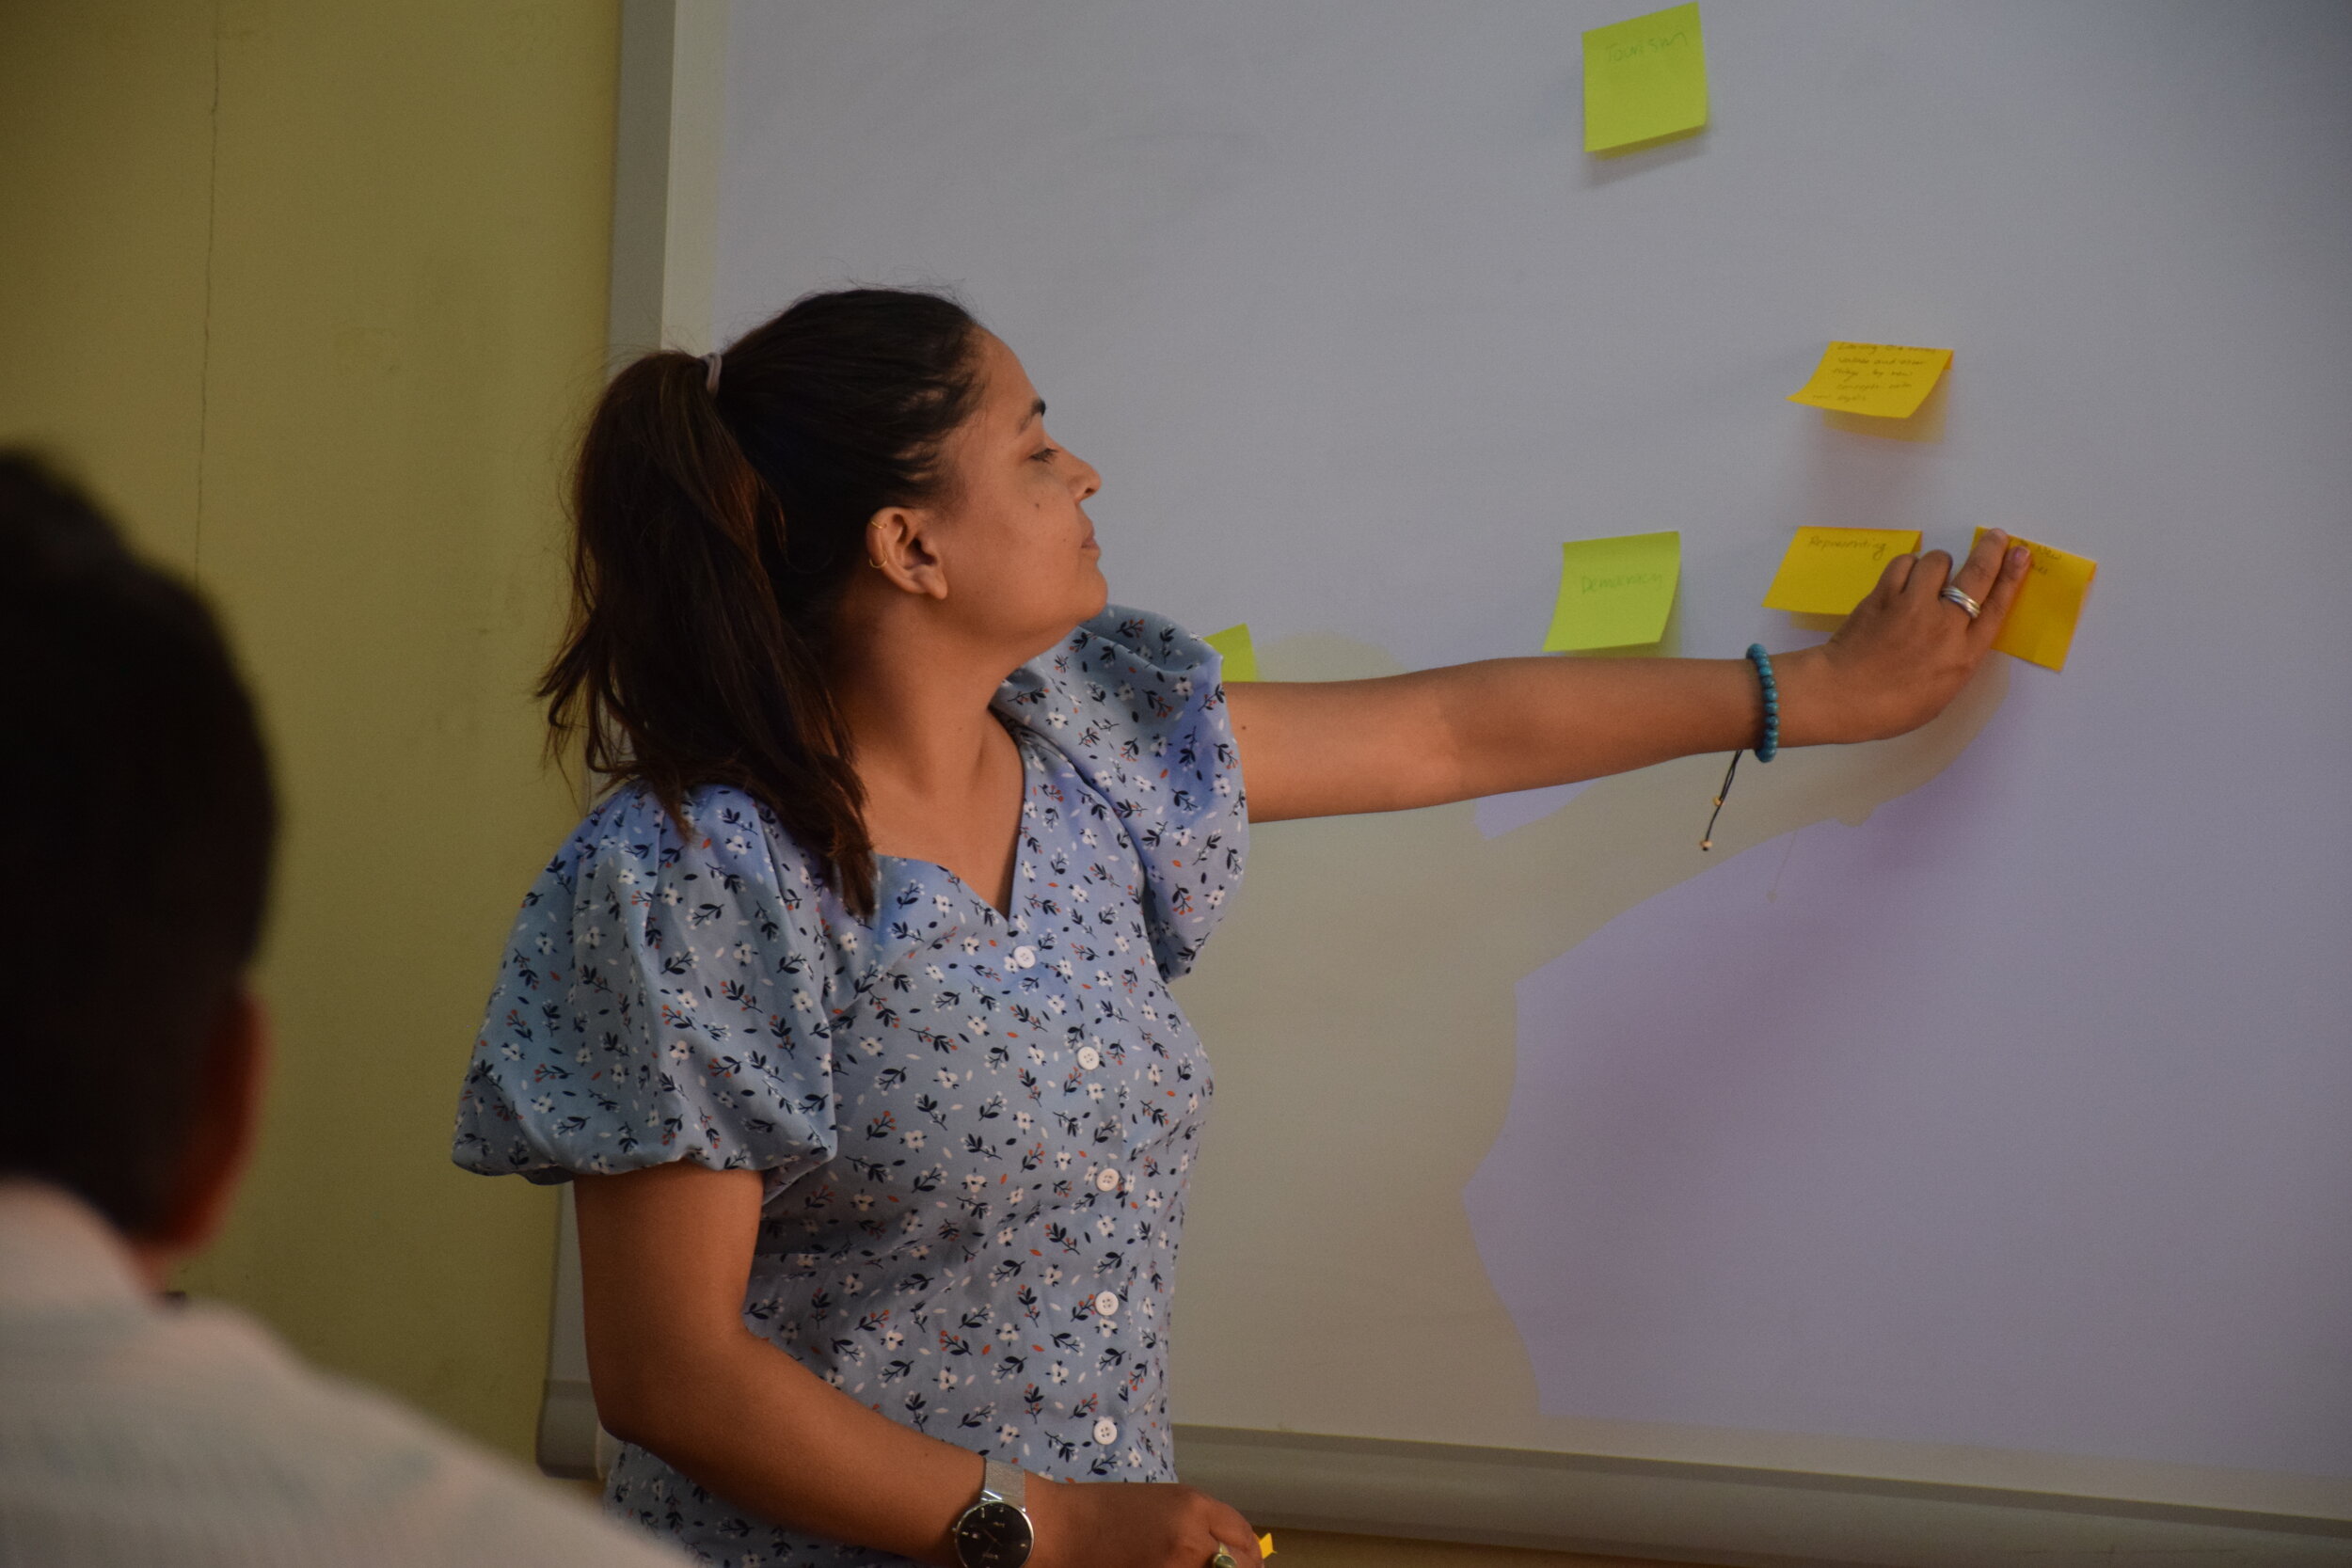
<box><xmin>1203</xmin><ymin>623</ymin><xmax>1260</xmax><ymax>683</ymax></box>
<box><xmin>1973</xmin><ymin>529</ymin><xmax>2096</xmax><ymax>672</ymax></box>
<box><xmin>1788</xmin><ymin>342</ymin><xmax>1954</xmax><ymax>420</ymax></box>
<box><xmin>1762</xmin><ymin>527</ymin><xmax>1922</xmax><ymax>615</ymax></box>
<box><xmin>1544</xmin><ymin>531</ymin><xmax>1679</xmax><ymax>651</ymax></box>
<box><xmin>1583</xmin><ymin>4</ymin><xmax>1709</xmax><ymax>153</ymax></box>
<box><xmin>1259</xmin><ymin>1534</ymin><xmax>1277</xmax><ymax>1559</ymax></box>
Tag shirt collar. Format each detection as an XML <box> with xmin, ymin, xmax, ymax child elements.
<box><xmin>0</xmin><ymin>1179</ymin><xmax>152</xmax><ymax>1312</ymax></box>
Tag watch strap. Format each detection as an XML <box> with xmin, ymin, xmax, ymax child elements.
<box><xmin>980</xmin><ymin>1456</ymin><xmax>1026</xmax><ymax>1510</ymax></box>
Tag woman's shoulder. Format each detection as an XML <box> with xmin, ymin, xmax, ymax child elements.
<box><xmin>995</xmin><ymin>607</ymin><xmax>1248</xmax><ymax>979</ymax></box>
<box><xmin>544</xmin><ymin>779</ymin><xmax>818</xmax><ymax>897</ymax></box>
<box><xmin>998</xmin><ymin>606</ymin><xmax>1219</xmax><ymax>727</ymax></box>
<box><xmin>1057</xmin><ymin>606</ymin><xmax>1216</xmax><ymax>685</ymax></box>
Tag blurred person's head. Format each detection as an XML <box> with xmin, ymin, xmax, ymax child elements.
<box><xmin>0</xmin><ymin>453</ymin><xmax>276</xmax><ymax>1285</ymax></box>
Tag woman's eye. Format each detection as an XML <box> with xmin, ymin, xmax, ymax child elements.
<box><xmin>1032</xmin><ymin>446</ymin><xmax>1060</xmax><ymax>464</ymax></box>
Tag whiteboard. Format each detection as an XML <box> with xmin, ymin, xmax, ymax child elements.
<box><xmin>590</xmin><ymin>2</ymin><xmax>2352</xmax><ymax>1560</ymax></box>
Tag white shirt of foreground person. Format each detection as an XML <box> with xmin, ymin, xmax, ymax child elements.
<box><xmin>0</xmin><ymin>1180</ymin><xmax>687</xmax><ymax>1568</ymax></box>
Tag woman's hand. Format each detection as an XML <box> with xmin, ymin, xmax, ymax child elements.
<box><xmin>1778</xmin><ymin>529</ymin><xmax>2032</xmax><ymax>746</ymax></box>
<box><xmin>1025</xmin><ymin>1476</ymin><xmax>1262</xmax><ymax>1568</ymax></box>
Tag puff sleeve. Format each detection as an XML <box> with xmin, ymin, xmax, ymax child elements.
<box><xmin>452</xmin><ymin>786</ymin><xmax>841</xmax><ymax>1197</ymax></box>
<box><xmin>994</xmin><ymin>606</ymin><xmax>1249</xmax><ymax>980</ymax></box>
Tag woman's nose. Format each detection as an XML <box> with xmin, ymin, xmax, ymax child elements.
<box><xmin>1071</xmin><ymin>453</ymin><xmax>1102</xmax><ymax>502</ymax></box>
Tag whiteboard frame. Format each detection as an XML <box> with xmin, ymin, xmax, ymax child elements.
<box><xmin>535</xmin><ymin>0</ymin><xmax>727</xmax><ymax>1484</ymax></box>
<box><xmin>544</xmin><ymin>8</ymin><xmax>2352</xmax><ymax>1560</ymax></box>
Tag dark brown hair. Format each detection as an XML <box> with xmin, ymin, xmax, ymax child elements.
<box><xmin>0</xmin><ymin>453</ymin><xmax>277</xmax><ymax>1235</ymax></box>
<box><xmin>544</xmin><ymin>287</ymin><xmax>985</xmax><ymax>920</ymax></box>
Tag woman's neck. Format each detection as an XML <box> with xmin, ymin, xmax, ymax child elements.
<box><xmin>831</xmin><ymin>612</ymin><xmax>1032</xmax><ymax>911</ymax></box>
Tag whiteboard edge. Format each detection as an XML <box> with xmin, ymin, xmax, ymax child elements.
<box><xmin>1172</xmin><ymin>1425</ymin><xmax>2352</xmax><ymax>1567</ymax></box>
<box><xmin>539</xmin><ymin>0</ymin><xmax>731</xmax><ymax>1478</ymax></box>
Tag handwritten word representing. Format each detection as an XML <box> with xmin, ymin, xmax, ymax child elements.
<box><xmin>1762</xmin><ymin>528</ymin><xmax>1923</xmax><ymax>615</ymax></box>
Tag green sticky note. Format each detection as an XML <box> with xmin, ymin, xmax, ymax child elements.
<box><xmin>1583</xmin><ymin>4</ymin><xmax>1709</xmax><ymax>153</ymax></box>
<box><xmin>1543</xmin><ymin>532</ymin><xmax>1680</xmax><ymax>651</ymax></box>
<box><xmin>1203</xmin><ymin>623</ymin><xmax>1259</xmax><ymax>683</ymax></box>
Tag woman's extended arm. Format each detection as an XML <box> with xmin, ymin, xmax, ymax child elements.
<box><xmin>573</xmin><ymin>1163</ymin><xmax>1263</xmax><ymax>1568</ymax></box>
<box><xmin>1227</xmin><ymin>532</ymin><xmax>2029</xmax><ymax>823</ymax></box>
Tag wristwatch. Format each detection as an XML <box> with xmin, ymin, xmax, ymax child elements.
<box><xmin>951</xmin><ymin>1457</ymin><xmax>1034</xmax><ymax>1568</ymax></box>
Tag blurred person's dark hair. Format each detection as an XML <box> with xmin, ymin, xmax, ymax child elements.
<box><xmin>0</xmin><ymin>453</ymin><xmax>276</xmax><ymax>1234</ymax></box>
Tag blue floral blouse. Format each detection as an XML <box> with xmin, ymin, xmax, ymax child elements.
<box><xmin>453</xmin><ymin>609</ymin><xmax>1247</xmax><ymax>1566</ymax></box>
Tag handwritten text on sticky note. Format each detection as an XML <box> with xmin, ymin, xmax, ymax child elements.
<box><xmin>1788</xmin><ymin>342</ymin><xmax>1954</xmax><ymax>420</ymax></box>
<box><xmin>1203</xmin><ymin>624</ymin><xmax>1260</xmax><ymax>683</ymax></box>
<box><xmin>1972</xmin><ymin>529</ymin><xmax>2095</xmax><ymax>671</ymax></box>
<box><xmin>1583</xmin><ymin>4</ymin><xmax>1709</xmax><ymax>153</ymax></box>
<box><xmin>1763</xmin><ymin>527</ymin><xmax>1922</xmax><ymax>615</ymax></box>
<box><xmin>1544</xmin><ymin>531</ymin><xmax>1680</xmax><ymax>651</ymax></box>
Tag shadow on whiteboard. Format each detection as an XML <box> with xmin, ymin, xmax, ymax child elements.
<box><xmin>1173</xmin><ymin>629</ymin><xmax>2007</xmax><ymax>1455</ymax></box>
<box><xmin>1583</xmin><ymin>125</ymin><xmax>1709</xmax><ymax>186</ymax></box>
<box><xmin>1476</xmin><ymin>780</ymin><xmax>1596</xmax><ymax>837</ymax></box>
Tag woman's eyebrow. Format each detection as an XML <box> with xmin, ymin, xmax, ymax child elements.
<box><xmin>1018</xmin><ymin>397</ymin><xmax>1046</xmax><ymax>430</ymax></box>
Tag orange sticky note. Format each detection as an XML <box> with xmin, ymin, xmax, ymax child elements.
<box><xmin>1260</xmin><ymin>1534</ymin><xmax>1277</xmax><ymax>1559</ymax></box>
<box><xmin>1974</xmin><ymin>529</ymin><xmax>2096</xmax><ymax>672</ymax></box>
<box><xmin>1788</xmin><ymin>342</ymin><xmax>1953</xmax><ymax>420</ymax></box>
<box><xmin>1762</xmin><ymin>527</ymin><xmax>1923</xmax><ymax>615</ymax></box>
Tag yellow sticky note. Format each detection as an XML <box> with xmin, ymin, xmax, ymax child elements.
<box><xmin>1762</xmin><ymin>527</ymin><xmax>1922</xmax><ymax>615</ymax></box>
<box><xmin>1583</xmin><ymin>4</ymin><xmax>1709</xmax><ymax>152</ymax></box>
<box><xmin>1203</xmin><ymin>623</ymin><xmax>1260</xmax><ymax>683</ymax></box>
<box><xmin>1543</xmin><ymin>531</ymin><xmax>1680</xmax><ymax>651</ymax></box>
<box><xmin>1788</xmin><ymin>342</ymin><xmax>1954</xmax><ymax>420</ymax></box>
<box><xmin>1973</xmin><ymin>529</ymin><xmax>2096</xmax><ymax>672</ymax></box>
<box><xmin>1260</xmin><ymin>1534</ymin><xmax>1277</xmax><ymax>1559</ymax></box>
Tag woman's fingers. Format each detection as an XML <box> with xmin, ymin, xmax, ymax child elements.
<box><xmin>1968</xmin><ymin>539</ymin><xmax>2033</xmax><ymax>650</ymax></box>
<box><xmin>1947</xmin><ymin>529</ymin><xmax>2011</xmax><ymax>611</ymax></box>
<box><xmin>1876</xmin><ymin>551</ymin><xmax>1917</xmax><ymax>599</ymax></box>
<box><xmin>1208</xmin><ymin>1498</ymin><xmax>1263</xmax><ymax>1566</ymax></box>
<box><xmin>1903</xmin><ymin>547</ymin><xmax>1955</xmax><ymax>603</ymax></box>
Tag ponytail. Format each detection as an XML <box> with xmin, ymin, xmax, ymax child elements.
<box><xmin>543</xmin><ymin>288</ymin><xmax>984</xmax><ymax>921</ymax></box>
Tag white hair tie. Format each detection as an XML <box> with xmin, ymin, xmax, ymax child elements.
<box><xmin>702</xmin><ymin>351</ymin><xmax>723</xmax><ymax>394</ymax></box>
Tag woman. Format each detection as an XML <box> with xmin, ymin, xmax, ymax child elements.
<box><xmin>454</xmin><ymin>288</ymin><xmax>2026</xmax><ymax>1568</ymax></box>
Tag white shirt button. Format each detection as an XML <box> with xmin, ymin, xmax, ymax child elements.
<box><xmin>1094</xmin><ymin>1418</ymin><xmax>1120</xmax><ymax>1445</ymax></box>
<box><xmin>1075</xmin><ymin>1046</ymin><xmax>1101</xmax><ymax>1070</ymax></box>
<box><xmin>1093</xmin><ymin>1290</ymin><xmax>1120</xmax><ymax>1316</ymax></box>
<box><xmin>1013</xmin><ymin>945</ymin><xmax>1037</xmax><ymax>969</ymax></box>
<box><xmin>1093</xmin><ymin>1166</ymin><xmax>1120</xmax><ymax>1193</ymax></box>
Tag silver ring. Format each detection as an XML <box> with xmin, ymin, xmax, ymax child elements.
<box><xmin>1210</xmin><ymin>1549</ymin><xmax>1238</xmax><ymax>1568</ymax></box>
<box><xmin>1939</xmin><ymin>585</ymin><xmax>1981</xmax><ymax>620</ymax></box>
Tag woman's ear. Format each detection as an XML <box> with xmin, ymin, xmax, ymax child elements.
<box><xmin>135</xmin><ymin>986</ymin><xmax>270</xmax><ymax>1290</ymax></box>
<box><xmin>866</xmin><ymin>505</ymin><xmax>951</xmax><ymax>601</ymax></box>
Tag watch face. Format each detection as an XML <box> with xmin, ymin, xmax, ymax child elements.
<box><xmin>954</xmin><ymin>1499</ymin><xmax>1033</xmax><ymax>1568</ymax></box>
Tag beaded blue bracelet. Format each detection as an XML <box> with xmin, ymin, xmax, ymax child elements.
<box><xmin>1700</xmin><ymin>644</ymin><xmax>1782</xmax><ymax>851</ymax></box>
<box><xmin>1747</xmin><ymin>643</ymin><xmax>1780</xmax><ymax>763</ymax></box>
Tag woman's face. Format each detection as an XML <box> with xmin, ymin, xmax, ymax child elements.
<box><xmin>922</xmin><ymin>332</ymin><xmax>1107</xmax><ymax>652</ymax></box>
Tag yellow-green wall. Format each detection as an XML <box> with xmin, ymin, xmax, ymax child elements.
<box><xmin>0</xmin><ymin>1</ymin><xmax>621</xmax><ymax>1460</ymax></box>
